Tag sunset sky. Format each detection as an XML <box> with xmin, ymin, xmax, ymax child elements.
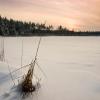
<box><xmin>0</xmin><ymin>0</ymin><xmax>100</xmax><ymax>31</ymax></box>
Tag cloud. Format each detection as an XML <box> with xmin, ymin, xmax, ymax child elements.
<box><xmin>0</xmin><ymin>0</ymin><xmax>100</xmax><ymax>31</ymax></box>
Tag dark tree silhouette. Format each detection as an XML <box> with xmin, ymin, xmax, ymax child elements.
<box><xmin>0</xmin><ymin>15</ymin><xmax>100</xmax><ymax>36</ymax></box>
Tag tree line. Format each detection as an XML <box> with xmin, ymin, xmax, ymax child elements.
<box><xmin>0</xmin><ymin>16</ymin><xmax>100</xmax><ymax>36</ymax></box>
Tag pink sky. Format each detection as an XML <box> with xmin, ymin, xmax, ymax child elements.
<box><xmin>0</xmin><ymin>0</ymin><xmax>100</xmax><ymax>31</ymax></box>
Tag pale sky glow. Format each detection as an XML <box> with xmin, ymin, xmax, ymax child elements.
<box><xmin>0</xmin><ymin>0</ymin><xmax>100</xmax><ymax>31</ymax></box>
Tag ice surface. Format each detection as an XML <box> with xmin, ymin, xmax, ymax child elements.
<box><xmin>0</xmin><ymin>36</ymin><xmax>100</xmax><ymax>100</ymax></box>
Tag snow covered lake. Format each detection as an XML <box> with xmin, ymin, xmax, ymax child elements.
<box><xmin>0</xmin><ymin>36</ymin><xmax>100</xmax><ymax>100</ymax></box>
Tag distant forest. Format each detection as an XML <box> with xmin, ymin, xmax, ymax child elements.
<box><xmin>0</xmin><ymin>16</ymin><xmax>100</xmax><ymax>36</ymax></box>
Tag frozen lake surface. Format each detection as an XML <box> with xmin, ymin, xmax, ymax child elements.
<box><xmin>0</xmin><ymin>36</ymin><xmax>100</xmax><ymax>100</ymax></box>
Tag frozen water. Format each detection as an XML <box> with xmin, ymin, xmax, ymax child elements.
<box><xmin>0</xmin><ymin>36</ymin><xmax>100</xmax><ymax>100</ymax></box>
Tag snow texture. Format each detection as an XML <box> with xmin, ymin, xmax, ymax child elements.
<box><xmin>0</xmin><ymin>36</ymin><xmax>100</xmax><ymax>100</ymax></box>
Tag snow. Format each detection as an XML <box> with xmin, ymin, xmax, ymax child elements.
<box><xmin>0</xmin><ymin>36</ymin><xmax>100</xmax><ymax>100</ymax></box>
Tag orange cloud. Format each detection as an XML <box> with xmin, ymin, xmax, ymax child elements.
<box><xmin>0</xmin><ymin>0</ymin><xmax>100</xmax><ymax>31</ymax></box>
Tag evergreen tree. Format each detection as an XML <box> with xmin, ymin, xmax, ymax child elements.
<box><xmin>0</xmin><ymin>15</ymin><xmax>99</xmax><ymax>36</ymax></box>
